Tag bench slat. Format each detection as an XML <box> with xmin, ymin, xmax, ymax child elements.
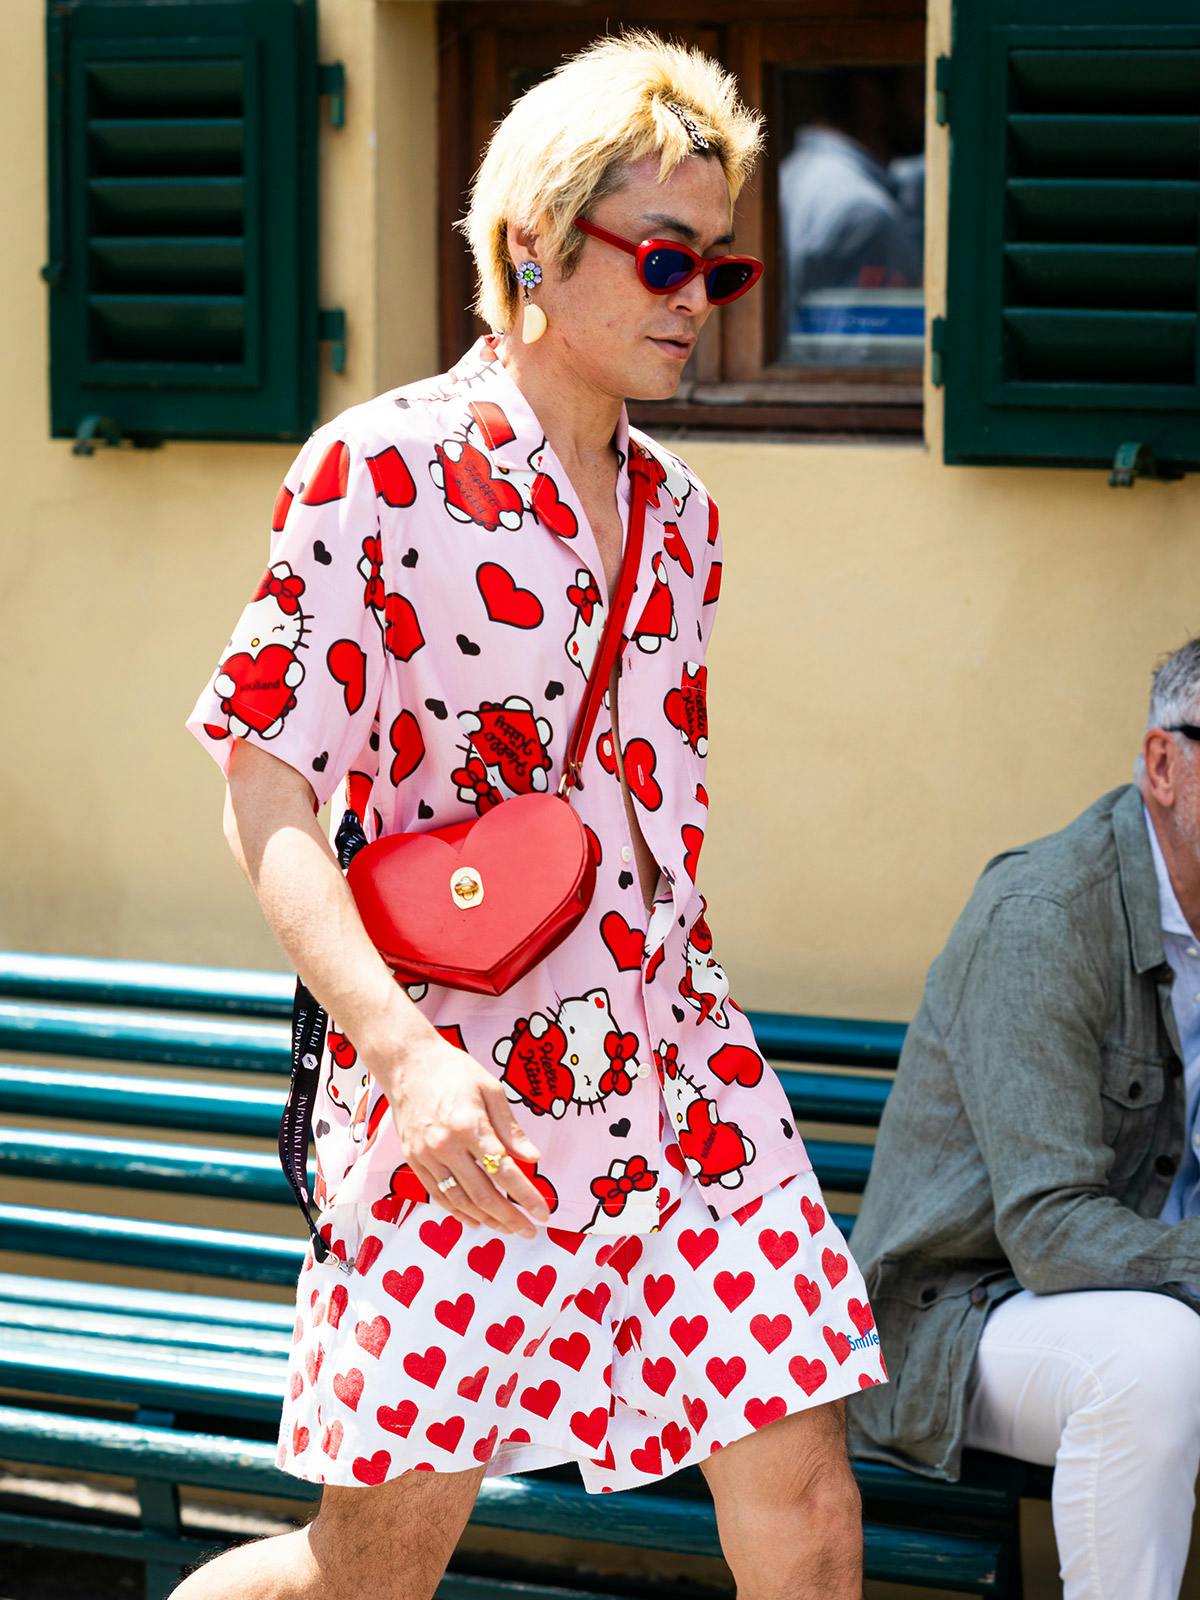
<box><xmin>0</xmin><ymin>1065</ymin><xmax>282</xmax><ymax>1138</ymax></box>
<box><xmin>0</xmin><ymin>1126</ymin><xmax>307</xmax><ymax>1203</ymax></box>
<box><xmin>0</xmin><ymin>952</ymin><xmax>294</xmax><ymax>1017</ymax></box>
<box><xmin>0</xmin><ymin>1328</ymin><xmax>286</xmax><ymax>1421</ymax></box>
<box><xmin>0</xmin><ymin>1001</ymin><xmax>287</xmax><ymax>1072</ymax></box>
<box><xmin>0</xmin><ymin>1300</ymin><xmax>292</xmax><ymax>1357</ymax></box>
<box><xmin>0</xmin><ymin>1272</ymin><xmax>295</xmax><ymax>1331</ymax></box>
<box><xmin>0</xmin><ymin>1203</ymin><xmax>304</xmax><ymax>1284</ymax></box>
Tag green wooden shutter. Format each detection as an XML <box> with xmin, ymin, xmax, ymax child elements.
<box><xmin>939</xmin><ymin>0</ymin><xmax>1200</xmax><ymax>474</ymax></box>
<box><xmin>45</xmin><ymin>0</ymin><xmax>321</xmax><ymax>446</ymax></box>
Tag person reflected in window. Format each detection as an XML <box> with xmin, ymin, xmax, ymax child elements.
<box><xmin>778</xmin><ymin>66</ymin><xmax>924</xmax><ymax>320</ymax></box>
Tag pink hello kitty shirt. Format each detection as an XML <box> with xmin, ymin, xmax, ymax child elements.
<box><xmin>185</xmin><ymin>333</ymin><xmax>815</xmax><ymax>1235</ymax></box>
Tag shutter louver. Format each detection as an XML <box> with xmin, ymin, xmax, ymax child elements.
<box><xmin>86</xmin><ymin>57</ymin><xmax>249</xmax><ymax>370</ymax></box>
<box><xmin>942</xmin><ymin>1</ymin><xmax>1200</xmax><ymax>472</ymax></box>
<box><xmin>46</xmin><ymin>0</ymin><xmax>320</xmax><ymax>445</ymax></box>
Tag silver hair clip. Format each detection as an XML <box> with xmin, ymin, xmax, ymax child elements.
<box><xmin>664</xmin><ymin>100</ymin><xmax>710</xmax><ymax>152</ymax></box>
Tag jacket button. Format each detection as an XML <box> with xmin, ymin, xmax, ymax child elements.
<box><xmin>1156</xmin><ymin>1153</ymin><xmax>1179</xmax><ymax>1177</ymax></box>
<box><xmin>1128</xmin><ymin>1080</ymin><xmax>1143</xmax><ymax>1100</ymax></box>
<box><xmin>920</xmin><ymin>1285</ymin><xmax>937</xmax><ymax>1305</ymax></box>
<box><xmin>970</xmin><ymin>1285</ymin><xmax>988</xmax><ymax>1306</ymax></box>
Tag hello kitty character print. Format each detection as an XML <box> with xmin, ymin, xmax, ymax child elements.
<box><xmin>210</xmin><ymin>562</ymin><xmax>308</xmax><ymax>741</ymax></box>
<box><xmin>185</xmin><ymin>330</ymin><xmax>816</xmax><ymax>1235</ymax></box>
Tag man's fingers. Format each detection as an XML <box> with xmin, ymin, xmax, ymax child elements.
<box><xmin>406</xmin><ymin>1156</ymin><xmax>485</xmax><ymax>1228</ymax></box>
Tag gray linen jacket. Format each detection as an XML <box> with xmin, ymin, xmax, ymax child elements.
<box><xmin>846</xmin><ymin>783</ymin><xmax>1200</xmax><ymax>1482</ymax></box>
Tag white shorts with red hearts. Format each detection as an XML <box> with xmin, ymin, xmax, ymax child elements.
<box><xmin>277</xmin><ymin>1157</ymin><xmax>889</xmax><ymax>1494</ymax></box>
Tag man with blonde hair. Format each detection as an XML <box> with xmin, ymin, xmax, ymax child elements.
<box><xmin>848</xmin><ymin>637</ymin><xmax>1200</xmax><ymax>1600</ymax></box>
<box><xmin>178</xmin><ymin>29</ymin><xmax>885</xmax><ymax>1600</ymax></box>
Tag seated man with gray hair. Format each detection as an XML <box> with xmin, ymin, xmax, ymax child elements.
<box><xmin>847</xmin><ymin>638</ymin><xmax>1200</xmax><ymax>1600</ymax></box>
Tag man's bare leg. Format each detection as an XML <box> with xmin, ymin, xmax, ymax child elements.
<box><xmin>167</xmin><ymin>1461</ymin><xmax>488</xmax><ymax>1600</ymax></box>
<box><xmin>698</xmin><ymin>1397</ymin><xmax>863</xmax><ymax>1600</ymax></box>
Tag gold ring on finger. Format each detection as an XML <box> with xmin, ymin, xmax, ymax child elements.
<box><xmin>475</xmin><ymin>1151</ymin><xmax>503</xmax><ymax>1175</ymax></box>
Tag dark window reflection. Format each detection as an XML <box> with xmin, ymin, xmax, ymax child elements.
<box><xmin>777</xmin><ymin>64</ymin><xmax>926</xmax><ymax>369</ymax></box>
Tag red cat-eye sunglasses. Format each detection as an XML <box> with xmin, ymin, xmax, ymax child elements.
<box><xmin>574</xmin><ymin>217</ymin><xmax>764</xmax><ymax>305</ymax></box>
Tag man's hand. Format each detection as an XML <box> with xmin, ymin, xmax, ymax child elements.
<box><xmin>362</xmin><ymin>1031</ymin><xmax>550</xmax><ymax>1237</ymax></box>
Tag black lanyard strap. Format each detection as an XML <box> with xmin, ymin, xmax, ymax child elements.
<box><xmin>279</xmin><ymin>806</ymin><xmax>369</xmax><ymax>1265</ymax></box>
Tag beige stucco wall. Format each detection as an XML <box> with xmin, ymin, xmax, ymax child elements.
<box><xmin>3</xmin><ymin>0</ymin><xmax>1198</xmax><ymax>1028</ymax></box>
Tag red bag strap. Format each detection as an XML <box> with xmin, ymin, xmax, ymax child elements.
<box><xmin>558</xmin><ymin>444</ymin><xmax>656</xmax><ymax>799</ymax></box>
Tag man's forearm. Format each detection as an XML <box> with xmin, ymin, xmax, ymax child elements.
<box><xmin>223</xmin><ymin>749</ymin><xmax>436</xmax><ymax>1091</ymax></box>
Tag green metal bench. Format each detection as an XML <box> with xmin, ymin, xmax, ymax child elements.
<box><xmin>0</xmin><ymin>951</ymin><xmax>1048</xmax><ymax>1599</ymax></box>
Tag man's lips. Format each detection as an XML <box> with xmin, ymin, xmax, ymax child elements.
<box><xmin>649</xmin><ymin>335</ymin><xmax>694</xmax><ymax>359</ymax></box>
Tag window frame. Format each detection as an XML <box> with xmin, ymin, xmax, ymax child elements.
<box><xmin>437</xmin><ymin>0</ymin><xmax>928</xmax><ymax>439</ymax></box>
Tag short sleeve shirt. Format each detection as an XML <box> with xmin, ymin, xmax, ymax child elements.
<box><xmin>185</xmin><ymin>333</ymin><xmax>814</xmax><ymax>1233</ymax></box>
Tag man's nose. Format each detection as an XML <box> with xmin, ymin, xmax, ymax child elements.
<box><xmin>667</xmin><ymin>274</ymin><xmax>709</xmax><ymax>318</ymax></box>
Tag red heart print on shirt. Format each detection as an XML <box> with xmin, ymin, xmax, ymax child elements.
<box><xmin>389</xmin><ymin>710</ymin><xmax>425</xmax><ymax>784</ymax></box>
<box><xmin>707</xmin><ymin>1044</ymin><xmax>764</xmax><ymax>1089</ymax></box>
<box><xmin>327</xmin><ymin>638</ymin><xmax>367</xmax><ymax>714</ymax></box>
<box><xmin>301</xmin><ymin>439</ymin><xmax>349</xmax><ymax>504</ymax></box>
<box><xmin>530</xmin><ymin>472</ymin><xmax>578</xmax><ymax>539</ymax></box>
<box><xmin>476</xmin><ymin>563</ymin><xmax>544</xmax><ymax>629</ymax></box>
<box><xmin>366</xmin><ymin>445</ymin><xmax>417</xmax><ymax>507</ymax></box>
<box><xmin>219</xmin><ymin>644</ymin><xmax>298</xmax><ymax>733</ymax></box>
<box><xmin>623</xmin><ymin>739</ymin><xmax>662</xmax><ymax>809</ymax></box>
<box><xmin>383</xmin><ymin>593</ymin><xmax>425</xmax><ymax>661</ymax></box>
<box><xmin>600</xmin><ymin>911</ymin><xmax>644</xmax><ymax>972</ymax></box>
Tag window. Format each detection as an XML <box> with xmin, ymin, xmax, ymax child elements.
<box><xmin>44</xmin><ymin>0</ymin><xmax>331</xmax><ymax>448</ymax></box>
<box><xmin>938</xmin><ymin>0</ymin><xmax>1200</xmax><ymax>475</ymax></box>
<box><xmin>437</xmin><ymin>3</ymin><xmax>927</xmax><ymax>437</ymax></box>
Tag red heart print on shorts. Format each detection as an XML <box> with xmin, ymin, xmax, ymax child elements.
<box><xmin>794</xmin><ymin>1275</ymin><xmax>822</xmax><ymax>1316</ymax></box>
<box><xmin>333</xmin><ymin>1368</ymin><xmax>364</xmax><ymax>1411</ymax></box>
<box><xmin>823</xmin><ymin>1327</ymin><xmax>852</xmax><ymax>1365</ymax></box>
<box><xmin>801</xmin><ymin>1198</ymin><xmax>826</xmax><ymax>1236</ymax></box>
<box><xmin>789</xmin><ymin>1356</ymin><xmax>828</xmax><ymax>1396</ymax></box>
<box><xmin>467</xmin><ymin>1237</ymin><xmax>506</xmax><ymax>1281</ymax></box>
<box><xmin>677</xmin><ymin>1227</ymin><xmax>718</xmax><ymax>1269</ymax></box>
<box><xmin>377</xmin><ymin>1400</ymin><xmax>418</xmax><ymax>1435</ymax></box>
<box><xmin>355</xmin><ymin>1316</ymin><xmax>390</xmax><ymax>1359</ymax></box>
<box><xmin>750</xmin><ymin>1313</ymin><xmax>792</xmax><ymax>1353</ymax></box>
<box><xmin>520</xmin><ymin>1379</ymin><xmax>561</xmax><ymax>1419</ymax></box>
<box><xmin>382</xmin><ymin>1266</ymin><xmax>424</xmax><ymax>1307</ymax></box>
<box><xmin>352</xmin><ymin>1449</ymin><xmax>392</xmax><ymax>1485</ymax></box>
<box><xmin>404</xmin><ymin>1346</ymin><xmax>447</xmax><ymax>1388</ymax></box>
<box><xmin>744</xmin><ymin>1396</ymin><xmax>787</xmax><ymax>1430</ymax></box>
<box><xmin>714</xmin><ymin>1270</ymin><xmax>754</xmax><ymax>1312</ymax></box>
<box><xmin>457</xmin><ymin>1365</ymin><xmax>490</xmax><ymax>1402</ymax></box>
<box><xmin>571</xmin><ymin>1407</ymin><xmax>608</xmax><ymax>1449</ymax></box>
<box><xmin>435</xmin><ymin>1292</ymin><xmax>476</xmax><ymax>1336</ymax></box>
<box><xmin>705</xmin><ymin>1355</ymin><xmax>746</xmax><ymax>1398</ymax></box>
<box><xmin>419</xmin><ymin>1216</ymin><xmax>463</xmax><ymax>1258</ymax></box>
<box><xmin>758</xmin><ymin>1229</ymin><xmax>799</xmax><ymax>1270</ymax></box>
<box><xmin>822</xmin><ymin>1248</ymin><xmax>849</xmax><ymax>1288</ymax></box>
<box><xmin>848</xmin><ymin>1298</ymin><xmax>875</xmax><ymax>1336</ymax></box>
<box><xmin>426</xmin><ymin>1416</ymin><xmax>465</xmax><ymax>1453</ymax></box>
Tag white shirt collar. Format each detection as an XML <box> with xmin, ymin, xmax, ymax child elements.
<box><xmin>1143</xmin><ymin>802</ymin><xmax>1194</xmax><ymax>939</ymax></box>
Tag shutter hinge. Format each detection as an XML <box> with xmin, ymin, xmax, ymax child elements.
<box><xmin>935</xmin><ymin>55</ymin><xmax>951</xmax><ymax>127</ymax></box>
<box><xmin>319</xmin><ymin>307</ymin><xmax>347</xmax><ymax>374</ymax></box>
<box><xmin>319</xmin><ymin>62</ymin><xmax>346</xmax><ymax>129</ymax></box>
<box><xmin>1108</xmin><ymin>442</ymin><xmax>1184</xmax><ymax>488</ymax></box>
<box><xmin>930</xmin><ymin>317</ymin><xmax>947</xmax><ymax>388</ymax></box>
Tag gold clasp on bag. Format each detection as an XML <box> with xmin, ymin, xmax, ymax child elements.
<box><xmin>450</xmin><ymin>867</ymin><xmax>484</xmax><ymax>908</ymax></box>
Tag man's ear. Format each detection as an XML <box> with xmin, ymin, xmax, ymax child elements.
<box><xmin>1143</xmin><ymin>728</ymin><xmax>1178</xmax><ymax>809</ymax></box>
<box><xmin>505</xmin><ymin>218</ymin><xmax>540</xmax><ymax>270</ymax></box>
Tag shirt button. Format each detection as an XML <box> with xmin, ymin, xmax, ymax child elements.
<box><xmin>1189</xmin><ymin>947</ymin><xmax>1200</xmax><ymax>958</ymax></box>
<box><xmin>634</xmin><ymin>1061</ymin><xmax>649</xmax><ymax>1078</ymax></box>
<box><xmin>621</xmin><ymin>845</ymin><xmax>632</xmax><ymax>863</ymax></box>
<box><xmin>1156</xmin><ymin>1153</ymin><xmax>1179</xmax><ymax>1177</ymax></box>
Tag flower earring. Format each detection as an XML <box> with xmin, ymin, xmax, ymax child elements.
<box><xmin>516</xmin><ymin>261</ymin><xmax>546</xmax><ymax>344</ymax></box>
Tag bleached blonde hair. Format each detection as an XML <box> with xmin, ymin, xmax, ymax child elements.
<box><xmin>456</xmin><ymin>29</ymin><xmax>765</xmax><ymax>333</ymax></box>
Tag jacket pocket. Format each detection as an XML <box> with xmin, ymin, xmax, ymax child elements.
<box><xmin>1098</xmin><ymin>1042</ymin><xmax>1167</xmax><ymax>1187</ymax></box>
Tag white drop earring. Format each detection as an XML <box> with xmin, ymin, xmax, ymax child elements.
<box><xmin>517</xmin><ymin>261</ymin><xmax>546</xmax><ymax>344</ymax></box>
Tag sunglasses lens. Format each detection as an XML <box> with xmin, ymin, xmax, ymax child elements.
<box><xmin>641</xmin><ymin>247</ymin><xmax>698</xmax><ymax>290</ymax></box>
<box><xmin>705</xmin><ymin>261</ymin><xmax>756</xmax><ymax>302</ymax></box>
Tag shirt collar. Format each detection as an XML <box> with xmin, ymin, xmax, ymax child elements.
<box><xmin>1143</xmin><ymin>801</ymin><xmax>1195</xmax><ymax>939</ymax></box>
<box><xmin>449</xmin><ymin>333</ymin><xmax>633</xmax><ymax>519</ymax></box>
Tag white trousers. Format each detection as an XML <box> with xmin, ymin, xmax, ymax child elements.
<box><xmin>961</xmin><ymin>1286</ymin><xmax>1200</xmax><ymax>1600</ymax></box>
